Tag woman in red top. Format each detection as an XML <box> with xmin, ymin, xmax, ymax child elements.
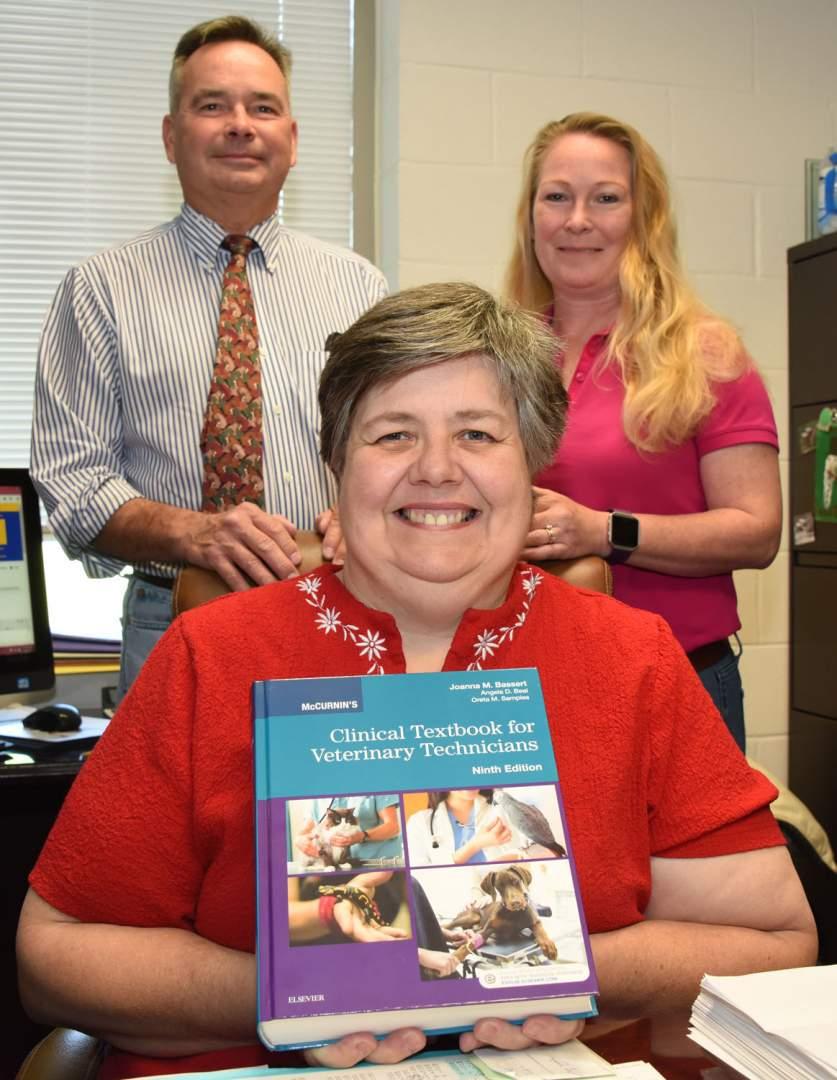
<box><xmin>17</xmin><ymin>285</ymin><xmax>813</xmax><ymax>1078</ymax></box>
<box><xmin>505</xmin><ymin>112</ymin><xmax>781</xmax><ymax>750</ymax></box>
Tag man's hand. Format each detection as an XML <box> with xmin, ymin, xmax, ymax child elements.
<box><xmin>316</xmin><ymin>506</ymin><xmax>345</xmax><ymax>564</ymax></box>
<box><xmin>184</xmin><ymin>503</ymin><xmax>302</xmax><ymax>590</ymax></box>
<box><xmin>95</xmin><ymin>498</ymin><xmax>303</xmax><ymax>590</ymax></box>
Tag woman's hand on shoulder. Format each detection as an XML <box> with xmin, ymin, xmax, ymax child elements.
<box><xmin>460</xmin><ymin>1015</ymin><xmax>584</xmax><ymax>1053</ymax></box>
<box><xmin>524</xmin><ymin>487</ymin><xmax>609</xmax><ymax>561</ymax></box>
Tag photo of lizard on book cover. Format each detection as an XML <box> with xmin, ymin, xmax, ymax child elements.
<box><xmin>287</xmin><ymin>869</ymin><xmax>413</xmax><ymax>948</ymax></box>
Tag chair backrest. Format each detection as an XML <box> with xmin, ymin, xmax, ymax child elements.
<box><xmin>15</xmin><ymin>1028</ymin><xmax>105</xmax><ymax>1080</ymax></box>
<box><xmin>172</xmin><ymin>531</ymin><xmax>612</xmax><ymax>617</ymax></box>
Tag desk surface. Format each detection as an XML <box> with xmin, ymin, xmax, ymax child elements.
<box><xmin>581</xmin><ymin>1012</ymin><xmax>735</xmax><ymax>1078</ymax></box>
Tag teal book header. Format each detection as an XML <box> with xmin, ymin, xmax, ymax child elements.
<box><xmin>253</xmin><ymin>668</ymin><xmax>558</xmax><ymax>799</ymax></box>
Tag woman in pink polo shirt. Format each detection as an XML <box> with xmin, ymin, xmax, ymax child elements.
<box><xmin>505</xmin><ymin>112</ymin><xmax>781</xmax><ymax>752</ymax></box>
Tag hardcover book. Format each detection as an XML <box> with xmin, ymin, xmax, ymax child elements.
<box><xmin>253</xmin><ymin>667</ymin><xmax>597</xmax><ymax>1051</ymax></box>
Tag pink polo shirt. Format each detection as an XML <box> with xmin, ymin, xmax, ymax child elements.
<box><xmin>537</xmin><ymin>333</ymin><xmax>778</xmax><ymax>652</ymax></box>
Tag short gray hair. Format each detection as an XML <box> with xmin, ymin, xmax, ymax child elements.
<box><xmin>169</xmin><ymin>15</ymin><xmax>292</xmax><ymax>114</ymax></box>
<box><xmin>319</xmin><ymin>282</ymin><xmax>567</xmax><ymax>478</ymax></box>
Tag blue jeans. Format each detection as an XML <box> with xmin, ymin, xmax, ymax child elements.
<box><xmin>698</xmin><ymin>636</ymin><xmax>745</xmax><ymax>753</ymax></box>
<box><xmin>116</xmin><ymin>576</ymin><xmax>173</xmax><ymax>702</ymax></box>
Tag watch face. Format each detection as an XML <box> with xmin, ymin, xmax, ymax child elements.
<box><xmin>610</xmin><ymin>512</ymin><xmax>639</xmax><ymax>549</ymax></box>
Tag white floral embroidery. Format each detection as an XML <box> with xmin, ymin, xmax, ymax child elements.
<box><xmin>356</xmin><ymin>630</ymin><xmax>386</xmax><ymax>661</ymax></box>
<box><xmin>315</xmin><ymin>607</ymin><xmax>341</xmax><ymax>634</ymax></box>
<box><xmin>466</xmin><ymin>568</ymin><xmax>542</xmax><ymax>671</ymax></box>
<box><xmin>298</xmin><ymin>567</ymin><xmax>541</xmax><ymax>675</ymax></box>
<box><xmin>473</xmin><ymin>629</ymin><xmax>500</xmax><ymax>660</ymax></box>
<box><xmin>297</xmin><ymin>576</ymin><xmax>386</xmax><ymax>674</ymax></box>
<box><xmin>297</xmin><ymin>576</ymin><xmax>321</xmax><ymax>597</ymax></box>
<box><xmin>522</xmin><ymin>573</ymin><xmax>540</xmax><ymax>598</ymax></box>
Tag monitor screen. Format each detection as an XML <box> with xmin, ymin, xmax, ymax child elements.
<box><xmin>0</xmin><ymin>469</ymin><xmax>54</xmax><ymax>707</ymax></box>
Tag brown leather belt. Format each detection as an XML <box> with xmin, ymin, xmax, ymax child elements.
<box><xmin>133</xmin><ymin>571</ymin><xmax>174</xmax><ymax>591</ymax></box>
<box><xmin>687</xmin><ymin>637</ymin><xmax>732</xmax><ymax>672</ymax></box>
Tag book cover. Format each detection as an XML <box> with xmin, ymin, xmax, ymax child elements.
<box><xmin>254</xmin><ymin>667</ymin><xmax>598</xmax><ymax>1051</ymax></box>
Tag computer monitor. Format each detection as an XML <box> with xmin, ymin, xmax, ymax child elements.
<box><xmin>0</xmin><ymin>468</ymin><xmax>54</xmax><ymax>708</ymax></box>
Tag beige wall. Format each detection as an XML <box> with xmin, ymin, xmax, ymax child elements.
<box><xmin>377</xmin><ymin>0</ymin><xmax>837</xmax><ymax>782</ymax></box>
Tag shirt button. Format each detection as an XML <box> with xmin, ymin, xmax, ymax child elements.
<box><xmin>273</xmin><ymin>405</ymin><xmax>282</xmax><ymax>417</ymax></box>
<box><xmin>576</xmin><ymin>372</ymin><xmax>585</xmax><ymax>382</ymax></box>
<box><xmin>283</xmin><ymin>471</ymin><xmax>292</xmax><ymax>483</ymax></box>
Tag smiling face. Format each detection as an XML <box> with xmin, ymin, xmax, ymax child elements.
<box><xmin>162</xmin><ymin>39</ymin><xmax>297</xmax><ymax>231</ymax></box>
<box><xmin>338</xmin><ymin>355</ymin><xmax>532</xmax><ymax>614</ymax></box>
<box><xmin>532</xmin><ymin>132</ymin><xmax>633</xmax><ymax>301</ymax></box>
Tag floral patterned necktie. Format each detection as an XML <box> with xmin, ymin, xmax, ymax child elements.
<box><xmin>201</xmin><ymin>234</ymin><xmax>265</xmax><ymax>512</ymax></box>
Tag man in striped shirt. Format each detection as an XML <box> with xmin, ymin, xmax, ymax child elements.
<box><xmin>31</xmin><ymin>16</ymin><xmax>387</xmax><ymax>697</ymax></box>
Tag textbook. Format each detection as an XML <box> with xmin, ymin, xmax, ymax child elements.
<box><xmin>253</xmin><ymin>667</ymin><xmax>597</xmax><ymax>1051</ymax></box>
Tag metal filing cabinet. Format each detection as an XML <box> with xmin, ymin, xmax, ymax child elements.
<box><xmin>788</xmin><ymin>231</ymin><xmax>837</xmax><ymax>846</ymax></box>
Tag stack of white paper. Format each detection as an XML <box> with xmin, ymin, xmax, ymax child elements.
<box><xmin>688</xmin><ymin>966</ymin><xmax>837</xmax><ymax>1080</ymax></box>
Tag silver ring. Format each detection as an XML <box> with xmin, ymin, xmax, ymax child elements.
<box><xmin>545</xmin><ymin>522</ymin><xmax>555</xmax><ymax>543</ymax></box>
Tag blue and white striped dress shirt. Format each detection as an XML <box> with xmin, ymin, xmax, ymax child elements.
<box><xmin>31</xmin><ymin>203</ymin><xmax>388</xmax><ymax>579</ymax></box>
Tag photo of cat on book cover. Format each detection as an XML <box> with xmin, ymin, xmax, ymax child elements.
<box><xmin>286</xmin><ymin>793</ymin><xmax>406</xmax><ymax>873</ymax></box>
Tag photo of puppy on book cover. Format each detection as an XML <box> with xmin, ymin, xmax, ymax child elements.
<box><xmin>411</xmin><ymin>860</ymin><xmax>588</xmax><ymax>984</ymax></box>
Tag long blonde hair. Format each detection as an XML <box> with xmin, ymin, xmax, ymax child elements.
<box><xmin>504</xmin><ymin>112</ymin><xmax>747</xmax><ymax>452</ymax></box>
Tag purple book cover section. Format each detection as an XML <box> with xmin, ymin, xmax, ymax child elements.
<box><xmin>257</xmin><ymin>796</ymin><xmax>597</xmax><ymax>1022</ymax></box>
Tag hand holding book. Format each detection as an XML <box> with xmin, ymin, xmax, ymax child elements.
<box><xmin>460</xmin><ymin>1015</ymin><xmax>586</xmax><ymax>1056</ymax></box>
<box><xmin>301</xmin><ymin>1015</ymin><xmax>588</xmax><ymax>1071</ymax></box>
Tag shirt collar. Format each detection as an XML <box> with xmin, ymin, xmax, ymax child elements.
<box><xmin>176</xmin><ymin>202</ymin><xmax>284</xmax><ymax>274</ymax></box>
<box><xmin>311</xmin><ymin>562</ymin><xmax>543</xmax><ymax>672</ymax></box>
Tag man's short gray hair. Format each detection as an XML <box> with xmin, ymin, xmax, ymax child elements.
<box><xmin>169</xmin><ymin>15</ymin><xmax>292</xmax><ymax>114</ymax></box>
<box><xmin>319</xmin><ymin>282</ymin><xmax>568</xmax><ymax>478</ymax></box>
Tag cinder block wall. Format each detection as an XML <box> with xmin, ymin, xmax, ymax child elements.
<box><xmin>378</xmin><ymin>0</ymin><xmax>837</xmax><ymax>782</ymax></box>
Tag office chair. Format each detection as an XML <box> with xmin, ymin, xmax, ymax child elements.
<box><xmin>172</xmin><ymin>530</ymin><xmax>613</xmax><ymax>616</ymax></box>
<box><xmin>749</xmin><ymin>761</ymin><xmax>837</xmax><ymax>965</ymax></box>
<box><xmin>15</xmin><ymin>1027</ymin><xmax>104</xmax><ymax>1080</ymax></box>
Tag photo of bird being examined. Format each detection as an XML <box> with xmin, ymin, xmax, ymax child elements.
<box><xmin>403</xmin><ymin>785</ymin><xmax>567</xmax><ymax>869</ymax></box>
<box><xmin>492</xmin><ymin>788</ymin><xmax>566</xmax><ymax>859</ymax></box>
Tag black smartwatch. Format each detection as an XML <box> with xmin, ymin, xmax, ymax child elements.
<box><xmin>607</xmin><ymin>509</ymin><xmax>639</xmax><ymax>564</ymax></box>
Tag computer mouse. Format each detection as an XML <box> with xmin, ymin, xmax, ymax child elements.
<box><xmin>23</xmin><ymin>702</ymin><xmax>83</xmax><ymax>733</ymax></box>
